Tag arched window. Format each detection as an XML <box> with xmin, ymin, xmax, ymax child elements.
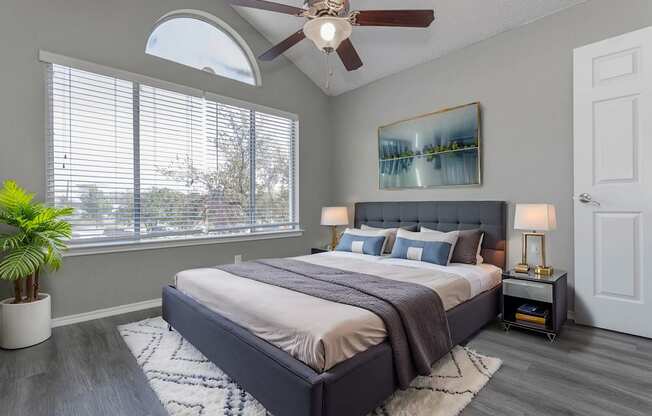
<box><xmin>146</xmin><ymin>11</ymin><xmax>261</xmax><ymax>86</ymax></box>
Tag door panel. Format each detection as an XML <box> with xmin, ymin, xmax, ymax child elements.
<box><xmin>594</xmin><ymin>212</ymin><xmax>641</xmax><ymax>301</ymax></box>
<box><xmin>593</xmin><ymin>96</ymin><xmax>638</xmax><ymax>184</ymax></box>
<box><xmin>592</xmin><ymin>47</ymin><xmax>640</xmax><ymax>86</ymax></box>
<box><xmin>574</xmin><ymin>26</ymin><xmax>652</xmax><ymax>338</ymax></box>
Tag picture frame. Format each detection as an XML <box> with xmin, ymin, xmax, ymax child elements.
<box><xmin>378</xmin><ymin>102</ymin><xmax>481</xmax><ymax>189</ymax></box>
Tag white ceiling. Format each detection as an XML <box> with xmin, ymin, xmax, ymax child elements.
<box><xmin>235</xmin><ymin>0</ymin><xmax>586</xmax><ymax>96</ymax></box>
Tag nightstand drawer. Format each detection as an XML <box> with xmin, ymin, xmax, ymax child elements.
<box><xmin>503</xmin><ymin>279</ymin><xmax>553</xmax><ymax>303</ymax></box>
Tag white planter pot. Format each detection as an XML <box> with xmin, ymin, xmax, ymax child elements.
<box><xmin>0</xmin><ymin>293</ymin><xmax>52</xmax><ymax>349</ymax></box>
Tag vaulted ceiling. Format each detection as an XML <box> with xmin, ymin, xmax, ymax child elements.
<box><xmin>234</xmin><ymin>0</ymin><xmax>586</xmax><ymax>96</ymax></box>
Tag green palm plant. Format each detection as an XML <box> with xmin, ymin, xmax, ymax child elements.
<box><xmin>0</xmin><ymin>180</ymin><xmax>73</xmax><ymax>303</ymax></box>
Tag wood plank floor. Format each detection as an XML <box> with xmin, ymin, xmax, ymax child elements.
<box><xmin>1</xmin><ymin>309</ymin><xmax>651</xmax><ymax>416</ymax></box>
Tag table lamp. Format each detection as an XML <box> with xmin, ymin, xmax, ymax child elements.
<box><xmin>321</xmin><ymin>207</ymin><xmax>349</xmax><ymax>250</ymax></box>
<box><xmin>514</xmin><ymin>204</ymin><xmax>557</xmax><ymax>275</ymax></box>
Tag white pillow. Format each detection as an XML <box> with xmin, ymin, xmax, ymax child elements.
<box><xmin>476</xmin><ymin>233</ymin><xmax>484</xmax><ymax>264</ymax></box>
<box><xmin>360</xmin><ymin>224</ymin><xmax>399</xmax><ymax>254</ymax></box>
<box><xmin>394</xmin><ymin>229</ymin><xmax>459</xmax><ymax>265</ymax></box>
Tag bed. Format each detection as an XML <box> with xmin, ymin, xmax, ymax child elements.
<box><xmin>162</xmin><ymin>201</ymin><xmax>506</xmax><ymax>416</ymax></box>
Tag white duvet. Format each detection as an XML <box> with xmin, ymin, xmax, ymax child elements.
<box><xmin>175</xmin><ymin>251</ymin><xmax>501</xmax><ymax>372</ymax></box>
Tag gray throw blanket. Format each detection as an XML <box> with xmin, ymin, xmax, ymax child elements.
<box><xmin>216</xmin><ymin>258</ymin><xmax>452</xmax><ymax>389</ymax></box>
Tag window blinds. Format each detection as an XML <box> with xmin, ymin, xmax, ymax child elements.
<box><xmin>47</xmin><ymin>63</ymin><xmax>298</xmax><ymax>244</ymax></box>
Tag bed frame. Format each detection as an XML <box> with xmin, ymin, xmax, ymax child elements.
<box><xmin>163</xmin><ymin>201</ymin><xmax>506</xmax><ymax>416</ymax></box>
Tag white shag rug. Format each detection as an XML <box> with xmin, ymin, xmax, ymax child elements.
<box><xmin>119</xmin><ymin>317</ymin><xmax>501</xmax><ymax>416</ymax></box>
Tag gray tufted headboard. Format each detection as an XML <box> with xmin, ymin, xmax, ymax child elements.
<box><xmin>354</xmin><ymin>201</ymin><xmax>507</xmax><ymax>269</ymax></box>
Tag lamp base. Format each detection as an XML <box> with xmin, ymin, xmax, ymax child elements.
<box><xmin>514</xmin><ymin>263</ymin><xmax>530</xmax><ymax>273</ymax></box>
<box><xmin>534</xmin><ymin>265</ymin><xmax>553</xmax><ymax>276</ymax></box>
<box><xmin>330</xmin><ymin>226</ymin><xmax>339</xmax><ymax>251</ymax></box>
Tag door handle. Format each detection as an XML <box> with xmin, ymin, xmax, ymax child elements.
<box><xmin>576</xmin><ymin>193</ymin><xmax>600</xmax><ymax>206</ymax></box>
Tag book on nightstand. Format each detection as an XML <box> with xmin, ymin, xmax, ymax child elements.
<box><xmin>515</xmin><ymin>313</ymin><xmax>546</xmax><ymax>325</ymax></box>
<box><xmin>515</xmin><ymin>304</ymin><xmax>549</xmax><ymax>328</ymax></box>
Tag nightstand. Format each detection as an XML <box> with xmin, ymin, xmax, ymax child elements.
<box><xmin>311</xmin><ymin>248</ymin><xmax>329</xmax><ymax>254</ymax></box>
<box><xmin>501</xmin><ymin>269</ymin><xmax>567</xmax><ymax>342</ymax></box>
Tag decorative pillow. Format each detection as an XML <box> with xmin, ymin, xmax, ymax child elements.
<box><xmin>360</xmin><ymin>224</ymin><xmax>418</xmax><ymax>254</ymax></box>
<box><xmin>390</xmin><ymin>229</ymin><xmax>459</xmax><ymax>266</ymax></box>
<box><xmin>421</xmin><ymin>227</ymin><xmax>484</xmax><ymax>265</ymax></box>
<box><xmin>335</xmin><ymin>228</ymin><xmax>391</xmax><ymax>256</ymax></box>
<box><xmin>476</xmin><ymin>233</ymin><xmax>485</xmax><ymax>264</ymax></box>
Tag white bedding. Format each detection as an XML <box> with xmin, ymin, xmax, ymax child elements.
<box><xmin>175</xmin><ymin>251</ymin><xmax>501</xmax><ymax>372</ymax></box>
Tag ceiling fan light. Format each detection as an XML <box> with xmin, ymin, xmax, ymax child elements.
<box><xmin>304</xmin><ymin>17</ymin><xmax>352</xmax><ymax>53</ymax></box>
<box><xmin>320</xmin><ymin>22</ymin><xmax>336</xmax><ymax>41</ymax></box>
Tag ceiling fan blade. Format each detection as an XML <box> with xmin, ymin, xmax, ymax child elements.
<box><xmin>225</xmin><ymin>0</ymin><xmax>306</xmax><ymax>16</ymax></box>
<box><xmin>337</xmin><ymin>38</ymin><xmax>363</xmax><ymax>71</ymax></box>
<box><xmin>353</xmin><ymin>10</ymin><xmax>435</xmax><ymax>27</ymax></box>
<box><xmin>259</xmin><ymin>30</ymin><xmax>306</xmax><ymax>61</ymax></box>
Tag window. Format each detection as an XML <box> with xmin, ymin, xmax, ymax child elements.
<box><xmin>46</xmin><ymin>62</ymin><xmax>298</xmax><ymax>246</ymax></box>
<box><xmin>146</xmin><ymin>13</ymin><xmax>260</xmax><ymax>86</ymax></box>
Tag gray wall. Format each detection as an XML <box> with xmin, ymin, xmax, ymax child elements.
<box><xmin>3</xmin><ymin>0</ymin><xmax>652</xmax><ymax>318</ymax></box>
<box><xmin>0</xmin><ymin>0</ymin><xmax>332</xmax><ymax>317</ymax></box>
<box><xmin>329</xmin><ymin>0</ymin><xmax>652</xmax><ymax>311</ymax></box>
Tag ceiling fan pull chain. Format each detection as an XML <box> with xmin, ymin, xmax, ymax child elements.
<box><xmin>324</xmin><ymin>53</ymin><xmax>329</xmax><ymax>91</ymax></box>
<box><xmin>325</xmin><ymin>52</ymin><xmax>334</xmax><ymax>91</ymax></box>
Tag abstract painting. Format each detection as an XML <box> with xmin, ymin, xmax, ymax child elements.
<box><xmin>378</xmin><ymin>103</ymin><xmax>481</xmax><ymax>188</ymax></box>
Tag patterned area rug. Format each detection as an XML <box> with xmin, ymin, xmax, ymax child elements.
<box><xmin>119</xmin><ymin>317</ymin><xmax>501</xmax><ymax>416</ymax></box>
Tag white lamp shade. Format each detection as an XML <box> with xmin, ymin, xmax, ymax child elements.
<box><xmin>514</xmin><ymin>204</ymin><xmax>557</xmax><ymax>231</ymax></box>
<box><xmin>321</xmin><ymin>206</ymin><xmax>349</xmax><ymax>226</ymax></box>
<box><xmin>303</xmin><ymin>17</ymin><xmax>352</xmax><ymax>52</ymax></box>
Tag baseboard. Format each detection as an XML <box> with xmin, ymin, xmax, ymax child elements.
<box><xmin>51</xmin><ymin>298</ymin><xmax>162</xmax><ymax>328</ymax></box>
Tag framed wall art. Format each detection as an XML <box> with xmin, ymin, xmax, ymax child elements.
<box><xmin>378</xmin><ymin>102</ymin><xmax>481</xmax><ymax>189</ymax></box>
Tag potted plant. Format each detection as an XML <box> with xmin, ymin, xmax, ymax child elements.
<box><xmin>0</xmin><ymin>180</ymin><xmax>72</xmax><ymax>349</ymax></box>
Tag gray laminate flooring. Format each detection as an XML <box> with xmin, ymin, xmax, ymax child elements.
<box><xmin>1</xmin><ymin>309</ymin><xmax>650</xmax><ymax>416</ymax></box>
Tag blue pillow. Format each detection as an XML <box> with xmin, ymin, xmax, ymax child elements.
<box><xmin>390</xmin><ymin>237</ymin><xmax>454</xmax><ymax>266</ymax></box>
<box><xmin>336</xmin><ymin>233</ymin><xmax>386</xmax><ymax>256</ymax></box>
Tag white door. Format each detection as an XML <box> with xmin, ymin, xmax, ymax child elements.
<box><xmin>574</xmin><ymin>26</ymin><xmax>652</xmax><ymax>338</ymax></box>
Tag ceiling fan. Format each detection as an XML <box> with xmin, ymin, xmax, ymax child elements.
<box><xmin>226</xmin><ymin>0</ymin><xmax>435</xmax><ymax>71</ymax></box>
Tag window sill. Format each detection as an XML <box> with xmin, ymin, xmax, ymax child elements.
<box><xmin>64</xmin><ymin>229</ymin><xmax>304</xmax><ymax>257</ymax></box>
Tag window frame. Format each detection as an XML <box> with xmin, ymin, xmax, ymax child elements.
<box><xmin>146</xmin><ymin>9</ymin><xmax>263</xmax><ymax>87</ymax></box>
<box><xmin>40</xmin><ymin>51</ymin><xmax>300</xmax><ymax>256</ymax></box>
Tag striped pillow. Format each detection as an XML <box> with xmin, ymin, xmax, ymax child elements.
<box><xmin>390</xmin><ymin>229</ymin><xmax>459</xmax><ymax>266</ymax></box>
<box><xmin>335</xmin><ymin>228</ymin><xmax>391</xmax><ymax>256</ymax></box>
<box><xmin>421</xmin><ymin>227</ymin><xmax>484</xmax><ymax>265</ymax></box>
<box><xmin>360</xmin><ymin>224</ymin><xmax>418</xmax><ymax>253</ymax></box>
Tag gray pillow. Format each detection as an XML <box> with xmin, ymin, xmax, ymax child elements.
<box><xmin>450</xmin><ymin>229</ymin><xmax>484</xmax><ymax>264</ymax></box>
